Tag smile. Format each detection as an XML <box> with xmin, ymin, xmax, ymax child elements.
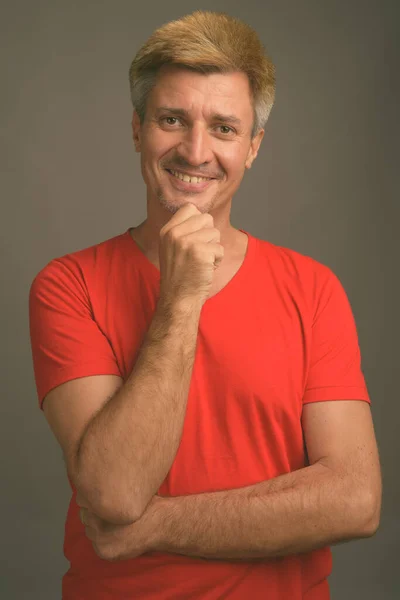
<box><xmin>164</xmin><ymin>169</ymin><xmax>216</xmax><ymax>192</ymax></box>
<box><xmin>166</xmin><ymin>169</ymin><xmax>213</xmax><ymax>184</ymax></box>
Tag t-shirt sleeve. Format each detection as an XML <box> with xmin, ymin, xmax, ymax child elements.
<box><xmin>29</xmin><ymin>258</ymin><xmax>122</xmax><ymax>410</ymax></box>
<box><xmin>303</xmin><ymin>266</ymin><xmax>370</xmax><ymax>404</ymax></box>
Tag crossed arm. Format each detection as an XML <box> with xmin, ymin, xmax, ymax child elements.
<box><xmin>77</xmin><ymin>399</ymin><xmax>381</xmax><ymax>562</ymax></box>
<box><xmin>149</xmin><ymin>400</ymin><xmax>381</xmax><ymax>561</ymax></box>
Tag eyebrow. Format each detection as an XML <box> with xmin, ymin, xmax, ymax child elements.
<box><xmin>155</xmin><ymin>106</ymin><xmax>243</xmax><ymax>126</ymax></box>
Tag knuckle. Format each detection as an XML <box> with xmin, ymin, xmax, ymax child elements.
<box><xmin>192</xmin><ymin>247</ymin><xmax>205</xmax><ymax>262</ymax></box>
<box><xmin>179</xmin><ymin>237</ymin><xmax>189</xmax><ymax>250</ymax></box>
<box><xmin>164</xmin><ymin>228</ymin><xmax>177</xmax><ymax>242</ymax></box>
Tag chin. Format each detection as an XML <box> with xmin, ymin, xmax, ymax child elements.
<box><xmin>157</xmin><ymin>192</ymin><xmax>206</xmax><ymax>215</ymax></box>
<box><xmin>156</xmin><ymin>193</ymin><xmax>185</xmax><ymax>214</ymax></box>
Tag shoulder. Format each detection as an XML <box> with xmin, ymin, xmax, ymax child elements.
<box><xmin>255</xmin><ymin>235</ymin><xmax>332</xmax><ymax>281</ymax></box>
<box><xmin>30</xmin><ymin>229</ymin><xmax>130</xmax><ymax>292</ymax></box>
<box><xmin>252</xmin><ymin>235</ymin><xmax>340</xmax><ymax>309</ymax></box>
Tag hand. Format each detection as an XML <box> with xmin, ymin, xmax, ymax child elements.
<box><xmin>76</xmin><ymin>492</ymin><xmax>164</xmax><ymax>562</ymax></box>
<box><xmin>159</xmin><ymin>203</ymin><xmax>225</xmax><ymax>306</ymax></box>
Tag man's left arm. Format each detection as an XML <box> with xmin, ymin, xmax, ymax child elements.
<box><xmin>154</xmin><ymin>400</ymin><xmax>382</xmax><ymax>561</ymax></box>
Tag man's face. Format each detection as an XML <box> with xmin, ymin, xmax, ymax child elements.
<box><xmin>132</xmin><ymin>64</ymin><xmax>264</xmax><ymax>216</ymax></box>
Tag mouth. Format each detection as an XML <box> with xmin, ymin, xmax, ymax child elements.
<box><xmin>164</xmin><ymin>168</ymin><xmax>216</xmax><ymax>192</ymax></box>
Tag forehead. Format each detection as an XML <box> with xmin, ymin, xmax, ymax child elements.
<box><xmin>148</xmin><ymin>65</ymin><xmax>253</xmax><ymax>120</ymax></box>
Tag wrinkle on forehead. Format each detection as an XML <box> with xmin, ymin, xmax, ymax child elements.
<box><xmin>149</xmin><ymin>67</ymin><xmax>253</xmax><ymax>128</ymax></box>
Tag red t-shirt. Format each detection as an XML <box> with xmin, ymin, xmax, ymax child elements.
<box><xmin>29</xmin><ymin>227</ymin><xmax>370</xmax><ymax>599</ymax></box>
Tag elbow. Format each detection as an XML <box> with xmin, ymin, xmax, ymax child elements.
<box><xmin>97</xmin><ymin>490</ymin><xmax>153</xmax><ymax>525</ymax></box>
<box><xmin>95</xmin><ymin>497</ymin><xmax>141</xmax><ymax>525</ymax></box>
<box><xmin>70</xmin><ymin>459</ymin><xmax>141</xmax><ymax>525</ymax></box>
<box><xmin>364</xmin><ymin>504</ymin><xmax>381</xmax><ymax>538</ymax></box>
<box><xmin>362</xmin><ymin>513</ymin><xmax>380</xmax><ymax>538</ymax></box>
<box><xmin>96</xmin><ymin>475</ymin><xmax>149</xmax><ymax>524</ymax></box>
<box><xmin>76</xmin><ymin>482</ymin><xmax>140</xmax><ymax>525</ymax></box>
<box><xmin>358</xmin><ymin>489</ymin><xmax>382</xmax><ymax>538</ymax></box>
<box><xmin>78</xmin><ymin>481</ymin><xmax>141</xmax><ymax>525</ymax></box>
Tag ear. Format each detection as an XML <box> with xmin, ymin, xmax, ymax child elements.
<box><xmin>132</xmin><ymin>110</ymin><xmax>142</xmax><ymax>152</ymax></box>
<box><xmin>245</xmin><ymin>129</ymin><xmax>264</xmax><ymax>169</ymax></box>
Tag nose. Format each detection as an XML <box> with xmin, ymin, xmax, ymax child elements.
<box><xmin>176</xmin><ymin>123</ymin><xmax>214</xmax><ymax>168</ymax></box>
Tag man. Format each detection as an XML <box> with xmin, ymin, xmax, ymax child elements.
<box><xmin>29</xmin><ymin>10</ymin><xmax>381</xmax><ymax>600</ymax></box>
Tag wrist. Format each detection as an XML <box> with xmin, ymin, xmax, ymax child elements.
<box><xmin>157</xmin><ymin>293</ymin><xmax>204</xmax><ymax>316</ymax></box>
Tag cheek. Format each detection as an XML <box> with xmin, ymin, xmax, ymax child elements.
<box><xmin>226</xmin><ymin>159</ymin><xmax>246</xmax><ymax>183</ymax></box>
<box><xmin>221</xmin><ymin>147</ymin><xmax>247</xmax><ymax>175</ymax></box>
<box><xmin>147</xmin><ymin>127</ymin><xmax>174</xmax><ymax>153</ymax></box>
<box><xmin>143</xmin><ymin>138</ymin><xmax>173</xmax><ymax>171</ymax></box>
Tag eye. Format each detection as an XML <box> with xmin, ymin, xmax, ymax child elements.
<box><xmin>161</xmin><ymin>117</ymin><xmax>234</xmax><ymax>135</ymax></box>
<box><xmin>218</xmin><ymin>125</ymin><xmax>235</xmax><ymax>135</ymax></box>
<box><xmin>162</xmin><ymin>116</ymin><xmax>180</xmax><ymax>126</ymax></box>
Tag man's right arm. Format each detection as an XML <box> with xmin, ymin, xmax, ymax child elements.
<box><xmin>43</xmin><ymin>295</ymin><xmax>203</xmax><ymax>525</ymax></box>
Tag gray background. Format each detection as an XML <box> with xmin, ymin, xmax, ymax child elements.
<box><xmin>1</xmin><ymin>0</ymin><xmax>398</xmax><ymax>598</ymax></box>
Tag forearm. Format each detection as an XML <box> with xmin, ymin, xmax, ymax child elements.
<box><xmin>75</xmin><ymin>296</ymin><xmax>202</xmax><ymax>524</ymax></box>
<box><xmin>157</xmin><ymin>462</ymin><xmax>375</xmax><ymax>561</ymax></box>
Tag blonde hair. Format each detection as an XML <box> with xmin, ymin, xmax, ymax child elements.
<box><xmin>128</xmin><ymin>10</ymin><xmax>276</xmax><ymax>139</ymax></box>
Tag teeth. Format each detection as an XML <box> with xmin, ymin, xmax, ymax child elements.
<box><xmin>169</xmin><ymin>169</ymin><xmax>211</xmax><ymax>184</ymax></box>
